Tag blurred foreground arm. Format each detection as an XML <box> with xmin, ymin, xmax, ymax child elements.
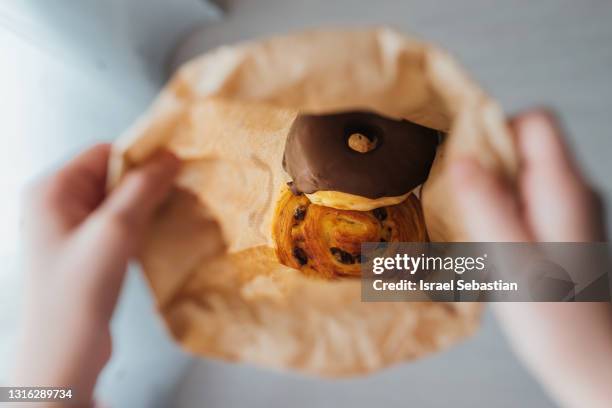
<box><xmin>13</xmin><ymin>144</ymin><xmax>179</xmax><ymax>406</ymax></box>
<box><xmin>449</xmin><ymin>111</ymin><xmax>612</xmax><ymax>408</ymax></box>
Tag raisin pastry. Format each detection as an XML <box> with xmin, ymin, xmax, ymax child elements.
<box><xmin>273</xmin><ymin>110</ymin><xmax>438</xmax><ymax>279</ymax></box>
<box><xmin>272</xmin><ymin>187</ymin><xmax>428</xmax><ymax>278</ymax></box>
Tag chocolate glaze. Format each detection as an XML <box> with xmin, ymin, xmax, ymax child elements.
<box><xmin>283</xmin><ymin>111</ymin><xmax>439</xmax><ymax>199</ymax></box>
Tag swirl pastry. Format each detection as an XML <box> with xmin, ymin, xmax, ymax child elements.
<box><xmin>273</xmin><ymin>110</ymin><xmax>437</xmax><ymax>279</ymax></box>
<box><xmin>272</xmin><ymin>187</ymin><xmax>428</xmax><ymax>278</ymax></box>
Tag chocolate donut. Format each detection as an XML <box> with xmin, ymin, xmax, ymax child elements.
<box><xmin>283</xmin><ymin>111</ymin><xmax>439</xmax><ymax>199</ymax></box>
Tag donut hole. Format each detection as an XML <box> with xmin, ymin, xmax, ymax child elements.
<box><xmin>344</xmin><ymin>123</ymin><xmax>382</xmax><ymax>153</ymax></box>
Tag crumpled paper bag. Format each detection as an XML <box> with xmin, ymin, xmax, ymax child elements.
<box><xmin>109</xmin><ymin>28</ymin><xmax>517</xmax><ymax>376</ymax></box>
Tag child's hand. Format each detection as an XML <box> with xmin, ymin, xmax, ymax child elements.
<box><xmin>449</xmin><ymin>110</ymin><xmax>612</xmax><ymax>408</ymax></box>
<box><xmin>13</xmin><ymin>144</ymin><xmax>179</xmax><ymax>405</ymax></box>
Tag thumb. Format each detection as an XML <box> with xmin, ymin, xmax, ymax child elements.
<box><xmin>93</xmin><ymin>150</ymin><xmax>181</xmax><ymax>248</ymax></box>
<box><xmin>449</xmin><ymin>157</ymin><xmax>530</xmax><ymax>242</ymax></box>
<box><xmin>76</xmin><ymin>150</ymin><xmax>180</xmax><ymax>268</ymax></box>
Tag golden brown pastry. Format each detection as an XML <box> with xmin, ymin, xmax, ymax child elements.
<box><xmin>272</xmin><ymin>187</ymin><xmax>428</xmax><ymax>278</ymax></box>
<box><xmin>305</xmin><ymin>190</ymin><xmax>412</xmax><ymax>211</ymax></box>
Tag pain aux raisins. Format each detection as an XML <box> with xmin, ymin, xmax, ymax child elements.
<box><xmin>293</xmin><ymin>206</ymin><xmax>307</xmax><ymax>221</ymax></box>
<box><xmin>373</xmin><ymin>207</ymin><xmax>387</xmax><ymax>221</ymax></box>
<box><xmin>330</xmin><ymin>247</ymin><xmax>355</xmax><ymax>264</ymax></box>
<box><xmin>292</xmin><ymin>247</ymin><xmax>308</xmax><ymax>266</ymax></box>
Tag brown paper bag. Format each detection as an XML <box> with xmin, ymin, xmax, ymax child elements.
<box><xmin>109</xmin><ymin>28</ymin><xmax>517</xmax><ymax>376</ymax></box>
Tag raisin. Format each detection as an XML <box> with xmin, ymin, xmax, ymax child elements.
<box><xmin>373</xmin><ymin>207</ymin><xmax>387</xmax><ymax>221</ymax></box>
<box><xmin>330</xmin><ymin>247</ymin><xmax>355</xmax><ymax>264</ymax></box>
<box><xmin>380</xmin><ymin>238</ymin><xmax>387</xmax><ymax>242</ymax></box>
<box><xmin>293</xmin><ymin>206</ymin><xmax>307</xmax><ymax>221</ymax></box>
<box><xmin>292</xmin><ymin>247</ymin><xmax>308</xmax><ymax>266</ymax></box>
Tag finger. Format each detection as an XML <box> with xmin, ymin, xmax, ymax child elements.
<box><xmin>59</xmin><ymin>152</ymin><xmax>179</xmax><ymax>326</ymax></box>
<box><xmin>50</xmin><ymin>144</ymin><xmax>112</xmax><ymax>211</ymax></box>
<box><xmin>70</xmin><ymin>150</ymin><xmax>180</xmax><ymax>298</ymax></box>
<box><xmin>22</xmin><ymin>144</ymin><xmax>112</xmax><ymax>243</ymax></box>
<box><xmin>58</xmin><ymin>143</ymin><xmax>111</xmax><ymax>187</ymax></box>
<box><xmin>511</xmin><ymin>110</ymin><xmax>603</xmax><ymax>241</ymax></box>
<box><xmin>449</xmin><ymin>157</ymin><xmax>530</xmax><ymax>242</ymax></box>
<box><xmin>94</xmin><ymin>150</ymin><xmax>180</xmax><ymax>243</ymax></box>
<box><xmin>511</xmin><ymin>110</ymin><xmax>583</xmax><ymax>185</ymax></box>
